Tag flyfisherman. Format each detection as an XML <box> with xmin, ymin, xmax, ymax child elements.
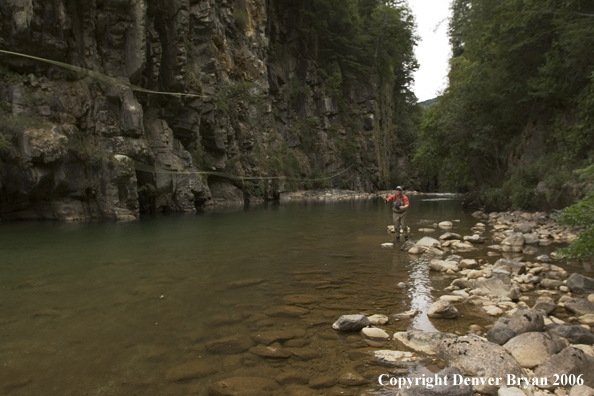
<box><xmin>384</xmin><ymin>186</ymin><xmax>409</xmax><ymax>241</ymax></box>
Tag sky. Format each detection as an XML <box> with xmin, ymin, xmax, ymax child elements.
<box><xmin>408</xmin><ymin>0</ymin><xmax>453</xmax><ymax>102</ymax></box>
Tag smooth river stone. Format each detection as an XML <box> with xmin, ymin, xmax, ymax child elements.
<box><xmin>275</xmin><ymin>370</ymin><xmax>309</xmax><ymax>385</ymax></box>
<box><xmin>338</xmin><ymin>371</ymin><xmax>369</xmax><ymax>386</ymax></box>
<box><xmin>360</xmin><ymin>327</ymin><xmax>390</xmax><ymax>340</ymax></box>
<box><xmin>250</xmin><ymin>330</ymin><xmax>295</xmax><ymax>345</ymax></box>
<box><xmin>372</xmin><ymin>350</ymin><xmax>418</xmax><ymax>367</ymax></box>
<box><xmin>283</xmin><ymin>294</ymin><xmax>322</xmax><ymax>305</ymax></box>
<box><xmin>289</xmin><ymin>347</ymin><xmax>323</xmax><ymax>360</ymax></box>
<box><xmin>165</xmin><ymin>360</ymin><xmax>218</xmax><ymax>381</ymax></box>
<box><xmin>309</xmin><ymin>375</ymin><xmax>338</xmax><ymax>389</ymax></box>
<box><xmin>209</xmin><ymin>377</ymin><xmax>280</xmax><ymax>396</ymax></box>
<box><xmin>227</xmin><ymin>278</ymin><xmax>266</xmax><ymax>289</ymax></box>
<box><xmin>264</xmin><ymin>305</ymin><xmax>310</xmax><ymax>317</ymax></box>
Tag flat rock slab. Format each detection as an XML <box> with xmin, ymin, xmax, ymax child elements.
<box><xmin>227</xmin><ymin>278</ymin><xmax>266</xmax><ymax>289</ymax></box>
<box><xmin>367</xmin><ymin>314</ymin><xmax>389</xmax><ymax>325</ymax></box>
<box><xmin>209</xmin><ymin>377</ymin><xmax>280</xmax><ymax>396</ymax></box>
<box><xmin>264</xmin><ymin>305</ymin><xmax>310</xmax><ymax>317</ymax></box>
<box><xmin>206</xmin><ymin>335</ymin><xmax>254</xmax><ymax>354</ymax></box>
<box><xmin>165</xmin><ymin>360</ymin><xmax>218</xmax><ymax>382</ymax></box>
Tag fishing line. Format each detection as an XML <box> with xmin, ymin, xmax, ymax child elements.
<box><xmin>0</xmin><ymin>49</ymin><xmax>356</xmax><ymax>183</ymax></box>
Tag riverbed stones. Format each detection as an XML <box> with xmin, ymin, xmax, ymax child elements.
<box><xmin>427</xmin><ymin>300</ymin><xmax>459</xmax><ymax>319</ymax></box>
<box><xmin>393</xmin><ymin>330</ymin><xmax>456</xmax><ymax>356</ymax></box>
<box><xmin>209</xmin><ymin>377</ymin><xmax>280</xmax><ymax>396</ymax></box>
<box><xmin>534</xmin><ymin>347</ymin><xmax>594</xmax><ymax>389</ymax></box>
<box><xmin>460</xmin><ymin>259</ymin><xmax>478</xmax><ymax>269</ymax></box>
<box><xmin>541</xmin><ymin>279</ymin><xmax>564</xmax><ymax>289</ymax></box>
<box><xmin>332</xmin><ymin>315</ymin><xmax>370</xmax><ymax>332</ymax></box>
<box><xmin>579</xmin><ymin>314</ymin><xmax>594</xmax><ymax>326</ymax></box>
<box><xmin>438</xmin><ymin>221</ymin><xmax>453</xmax><ymax>229</ymax></box>
<box><xmin>360</xmin><ymin>327</ymin><xmax>390</xmax><ymax>340</ymax></box>
<box><xmin>206</xmin><ymin>335</ymin><xmax>255</xmax><ymax>354</ymax></box>
<box><xmin>469</xmin><ymin>276</ymin><xmax>521</xmax><ymax>301</ymax></box>
<box><xmin>165</xmin><ymin>360</ymin><xmax>218</xmax><ymax>382</ymax></box>
<box><xmin>440</xmin><ymin>232</ymin><xmax>462</xmax><ymax>241</ymax></box>
<box><xmin>436</xmin><ymin>335</ymin><xmax>524</xmax><ymax>396</ymax></box>
<box><xmin>498</xmin><ymin>387</ymin><xmax>527</xmax><ymax>396</ymax></box>
<box><xmin>264</xmin><ymin>305</ymin><xmax>309</xmax><ymax>317</ymax></box>
<box><xmin>399</xmin><ymin>367</ymin><xmax>474</xmax><ymax>396</ymax></box>
<box><xmin>430</xmin><ymin>260</ymin><xmax>459</xmax><ymax>273</ymax></box>
<box><xmin>417</xmin><ymin>236</ymin><xmax>441</xmax><ymax>249</ymax></box>
<box><xmin>567</xmin><ymin>274</ymin><xmax>594</xmax><ymax>294</ymax></box>
<box><xmin>503</xmin><ymin>332</ymin><xmax>565</xmax><ymax>368</ymax></box>
<box><xmin>533</xmin><ymin>300</ymin><xmax>558</xmax><ymax>315</ymax></box>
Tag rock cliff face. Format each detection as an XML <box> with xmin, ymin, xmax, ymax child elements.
<box><xmin>0</xmin><ymin>0</ymin><xmax>412</xmax><ymax>220</ymax></box>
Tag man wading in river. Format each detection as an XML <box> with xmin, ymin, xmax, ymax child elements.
<box><xmin>384</xmin><ymin>186</ymin><xmax>409</xmax><ymax>241</ymax></box>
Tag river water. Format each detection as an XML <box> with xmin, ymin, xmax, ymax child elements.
<box><xmin>0</xmin><ymin>194</ymin><xmax>586</xmax><ymax>396</ymax></box>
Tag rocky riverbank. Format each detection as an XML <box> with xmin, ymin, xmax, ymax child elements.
<box><xmin>364</xmin><ymin>209</ymin><xmax>594</xmax><ymax>395</ymax></box>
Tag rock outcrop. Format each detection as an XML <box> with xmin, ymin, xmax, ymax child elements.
<box><xmin>0</xmin><ymin>0</ymin><xmax>413</xmax><ymax>220</ymax></box>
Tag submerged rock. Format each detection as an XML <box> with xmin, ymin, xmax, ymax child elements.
<box><xmin>205</xmin><ymin>335</ymin><xmax>254</xmax><ymax>354</ymax></box>
<box><xmin>165</xmin><ymin>360</ymin><xmax>218</xmax><ymax>382</ymax></box>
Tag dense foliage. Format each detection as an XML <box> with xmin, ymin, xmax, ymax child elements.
<box><xmin>414</xmin><ymin>0</ymin><xmax>594</xmax><ymax>208</ymax></box>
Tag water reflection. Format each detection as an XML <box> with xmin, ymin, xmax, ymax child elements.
<box><xmin>407</xmin><ymin>258</ymin><xmax>439</xmax><ymax>332</ymax></box>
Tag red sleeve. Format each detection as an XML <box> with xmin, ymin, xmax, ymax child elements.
<box><xmin>386</xmin><ymin>194</ymin><xmax>396</xmax><ymax>202</ymax></box>
<box><xmin>404</xmin><ymin>195</ymin><xmax>409</xmax><ymax>206</ymax></box>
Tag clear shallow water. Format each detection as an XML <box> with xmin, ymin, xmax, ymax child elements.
<box><xmin>0</xmin><ymin>195</ymin><xmax>585</xmax><ymax>396</ymax></box>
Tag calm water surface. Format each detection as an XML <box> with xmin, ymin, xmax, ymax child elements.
<box><xmin>0</xmin><ymin>195</ymin><xmax>585</xmax><ymax>396</ymax></box>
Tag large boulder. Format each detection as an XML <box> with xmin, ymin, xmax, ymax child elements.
<box><xmin>534</xmin><ymin>347</ymin><xmax>594</xmax><ymax>390</ymax></box>
<box><xmin>567</xmin><ymin>273</ymin><xmax>594</xmax><ymax>295</ymax></box>
<box><xmin>487</xmin><ymin>309</ymin><xmax>545</xmax><ymax>345</ymax></box>
<box><xmin>393</xmin><ymin>330</ymin><xmax>457</xmax><ymax>356</ymax></box>
<box><xmin>332</xmin><ymin>314</ymin><xmax>370</xmax><ymax>332</ymax></box>
<box><xmin>503</xmin><ymin>332</ymin><xmax>565</xmax><ymax>368</ymax></box>
<box><xmin>564</xmin><ymin>298</ymin><xmax>594</xmax><ymax>316</ymax></box>
<box><xmin>436</xmin><ymin>335</ymin><xmax>524</xmax><ymax>396</ymax></box>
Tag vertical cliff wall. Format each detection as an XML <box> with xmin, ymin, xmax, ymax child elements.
<box><xmin>0</xmin><ymin>0</ymin><xmax>415</xmax><ymax>220</ymax></box>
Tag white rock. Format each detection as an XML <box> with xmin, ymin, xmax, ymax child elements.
<box><xmin>381</xmin><ymin>243</ymin><xmax>394</xmax><ymax>249</ymax></box>
<box><xmin>498</xmin><ymin>387</ymin><xmax>528</xmax><ymax>396</ymax></box>
<box><xmin>368</xmin><ymin>314</ymin><xmax>390</xmax><ymax>326</ymax></box>
<box><xmin>361</xmin><ymin>327</ymin><xmax>390</xmax><ymax>340</ymax></box>
<box><xmin>416</xmin><ymin>237</ymin><xmax>441</xmax><ymax>249</ymax></box>
<box><xmin>438</xmin><ymin>221</ymin><xmax>453</xmax><ymax>229</ymax></box>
